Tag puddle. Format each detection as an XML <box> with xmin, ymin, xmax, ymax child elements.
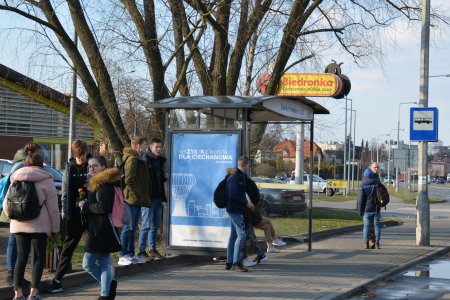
<box><xmin>350</xmin><ymin>254</ymin><xmax>450</xmax><ymax>299</ymax></box>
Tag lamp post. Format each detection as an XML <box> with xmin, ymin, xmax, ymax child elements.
<box><xmin>429</xmin><ymin>74</ymin><xmax>450</xmax><ymax>77</ymax></box>
<box><xmin>387</xmin><ymin>128</ymin><xmax>402</xmax><ymax>186</ymax></box>
<box><xmin>376</xmin><ymin>134</ymin><xmax>388</xmax><ymax>163</ymax></box>
<box><xmin>396</xmin><ymin>102</ymin><xmax>417</xmax><ymax>192</ymax></box>
<box><xmin>343</xmin><ymin>97</ymin><xmax>352</xmax><ymax>196</ymax></box>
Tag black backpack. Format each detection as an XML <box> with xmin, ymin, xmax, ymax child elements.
<box><xmin>119</xmin><ymin>157</ymin><xmax>130</xmax><ymax>189</ymax></box>
<box><xmin>375</xmin><ymin>182</ymin><xmax>390</xmax><ymax>209</ymax></box>
<box><xmin>6</xmin><ymin>181</ymin><xmax>42</xmax><ymax>221</ymax></box>
<box><xmin>213</xmin><ymin>175</ymin><xmax>229</xmax><ymax>209</ymax></box>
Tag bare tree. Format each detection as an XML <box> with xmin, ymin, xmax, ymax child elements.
<box><xmin>1</xmin><ymin>0</ymin><xmax>448</xmax><ymax>154</ymax></box>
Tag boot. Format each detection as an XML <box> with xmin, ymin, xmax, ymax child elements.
<box><xmin>376</xmin><ymin>242</ymin><xmax>380</xmax><ymax>249</ymax></box>
<box><xmin>231</xmin><ymin>263</ymin><xmax>248</xmax><ymax>272</ymax></box>
<box><xmin>109</xmin><ymin>280</ymin><xmax>117</xmax><ymax>299</ymax></box>
<box><xmin>365</xmin><ymin>241</ymin><xmax>369</xmax><ymax>249</ymax></box>
<box><xmin>225</xmin><ymin>263</ymin><xmax>232</xmax><ymax>270</ymax></box>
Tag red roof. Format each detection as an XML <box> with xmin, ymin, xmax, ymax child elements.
<box><xmin>272</xmin><ymin>140</ymin><xmax>322</xmax><ymax>159</ymax></box>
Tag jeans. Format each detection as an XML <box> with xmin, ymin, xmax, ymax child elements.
<box><xmin>7</xmin><ymin>233</ymin><xmax>16</xmax><ymax>272</ymax></box>
<box><xmin>83</xmin><ymin>252</ymin><xmax>112</xmax><ymax>296</ymax></box>
<box><xmin>14</xmin><ymin>233</ymin><xmax>47</xmax><ymax>290</ymax></box>
<box><xmin>139</xmin><ymin>199</ymin><xmax>163</xmax><ymax>252</ymax></box>
<box><xmin>227</xmin><ymin>213</ymin><xmax>246</xmax><ymax>264</ymax></box>
<box><xmin>120</xmin><ymin>204</ymin><xmax>141</xmax><ymax>256</ymax></box>
<box><xmin>363</xmin><ymin>211</ymin><xmax>381</xmax><ymax>243</ymax></box>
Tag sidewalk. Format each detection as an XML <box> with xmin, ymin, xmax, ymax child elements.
<box><xmin>2</xmin><ymin>217</ymin><xmax>449</xmax><ymax>300</ymax></box>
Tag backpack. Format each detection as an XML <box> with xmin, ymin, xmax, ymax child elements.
<box><xmin>6</xmin><ymin>181</ymin><xmax>42</xmax><ymax>221</ymax></box>
<box><xmin>111</xmin><ymin>186</ymin><xmax>131</xmax><ymax>228</ymax></box>
<box><xmin>375</xmin><ymin>182</ymin><xmax>390</xmax><ymax>209</ymax></box>
<box><xmin>213</xmin><ymin>175</ymin><xmax>229</xmax><ymax>209</ymax></box>
<box><xmin>119</xmin><ymin>157</ymin><xmax>129</xmax><ymax>189</ymax></box>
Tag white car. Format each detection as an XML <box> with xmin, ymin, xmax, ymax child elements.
<box><xmin>289</xmin><ymin>172</ymin><xmax>335</xmax><ymax>196</ymax></box>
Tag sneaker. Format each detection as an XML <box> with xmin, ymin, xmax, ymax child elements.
<box><xmin>27</xmin><ymin>294</ymin><xmax>42</xmax><ymax>300</ymax></box>
<box><xmin>231</xmin><ymin>263</ymin><xmax>248</xmax><ymax>272</ymax></box>
<box><xmin>149</xmin><ymin>249</ymin><xmax>164</xmax><ymax>260</ymax></box>
<box><xmin>242</xmin><ymin>257</ymin><xmax>257</xmax><ymax>267</ymax></box>
<box><xmin>41</xmin><ymin>278</ymin><xmax>63</xmax><ymax>293</ymax></box>
<box><xmin>267</xmin><ymin>247</ymin><xmax>280</xmax><ymax>253</ymax></box>
<box><xmin>129</xmin><ymin>255</ymin><xmax>146</xmax><ymax>264</ymax></box>
<box><xmin>118</xmin><ymin>255</ymin><xmax>132</xmax><ymax>266</ymax></box>
<box><xmin>138</xmin><ymin>252</ymin><xmax>153</xmax><ymax>262</ymax></box>
<box><xmin>213</xmin><ymin>256</ymin><xmax>227</xmax><ymax>262</ymax></box>
<box><xmin>272</xmin><ymin>238</ymin><xmax>286</xmax><ymax>247</ymax></box>
<box><xmin>253</xmin><ymin>254</ymin><xmax>269</xmax><ymax>264</ymax></box>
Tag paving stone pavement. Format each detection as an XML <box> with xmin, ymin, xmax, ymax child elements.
<box><xmin>24</xmin><ymin>219</ymin><xmax>450</xmax><ymax>300</ymax></box>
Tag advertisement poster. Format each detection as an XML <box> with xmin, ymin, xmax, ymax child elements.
<box><xmin>169</xmin><ymin>132</ymin><xmax>239</xmax><ymax>248</ymax></box>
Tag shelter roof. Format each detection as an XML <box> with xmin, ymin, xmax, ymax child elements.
<box><xmin>146</xmin><ymin>95</ymin><xmax>329</xmax><ymax>122</ymax></box>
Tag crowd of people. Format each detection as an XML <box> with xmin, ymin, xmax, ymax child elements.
<box><xmin>1</xmin><ymin>139</ymin><xmax>293</xmax><ymax>299</ymax></box>
<box><xmin>1</xmin><ymin>136</ymin><xmax>168</xmax><ymax>300</ymax></box>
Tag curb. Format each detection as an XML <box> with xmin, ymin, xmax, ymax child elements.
<box><xmin>328</xmin><ymin>245</ymin><xmax>450</xmax><ymax>300</ymax></box>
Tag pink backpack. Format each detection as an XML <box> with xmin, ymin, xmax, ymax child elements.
<box><xmin>111</xmin><ymin>186</ymin><xmax>131</xmax><ymax>228</ymax></box>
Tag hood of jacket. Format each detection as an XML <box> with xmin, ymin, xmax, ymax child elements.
<box><xmin>362</xmin><ymin>167</ymin><xmax>379</xmax><ymax>186</ymax></box>
<box><xmin>88</xmin><ymin>168</ymin><xmax>120</xmax><ymax>192</ymax></box>
<box><xmin>123</xmin><ymin>147</ymin><xmax>139</xmax><ymax>161</ymax></box>
<box><xmin>13</xmin><ymin>148</ymin><xmax>27</xmax><ymax>163</ymax></box>
<box><xmin>10</xmin><ymin>166</ymin><xmax>53</xmax><ymax>183</ymax></box>
<box><xmin>226</xmin><ymin>168</ymin><xmax>238</xmax><ymax>175</ymax></box>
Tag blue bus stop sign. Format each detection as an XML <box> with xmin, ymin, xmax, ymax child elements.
<box><xmin>410</xmin><ymin>107</ymin><xmax>438</xmax><ymax>141</ymax></box>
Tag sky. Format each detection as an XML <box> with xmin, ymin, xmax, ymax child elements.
<box><xmin>0</xmin><ymin>2</ymin><xmax>449</xmax><ymax>147</ymax></box>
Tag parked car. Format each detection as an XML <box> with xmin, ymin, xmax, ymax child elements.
<box><xmin>289</xmin><ymin>172</ymin><xmax>336</xmax><ymax>196</ymax></box>
<box><xmin>252</xmin><ymin>177</ymin><xmax>306</xmax><ymax>216</ymax></box>
<box><xmin>274</xmin><ymin>172</ymin><xmax>288</xmax><ymax>182</ymax></box>
<box><xmin>0</xmin><ymin>159</ymin><xmax>63</xmax><ymax>201</ymax></box>
<box><xmin>382</xmin><ymin>176</ymin><xmax>394</xmax><ymax>184</ymax></box>
<box><xmin>436</xmin><ymin>177</ymin><xmax>445</xmax><ymax>184</ymax></box>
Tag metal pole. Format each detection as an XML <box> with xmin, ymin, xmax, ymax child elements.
<box><xmin>347</xmin><ymin>101</ymin><xmax>352</xmax><ymax>192</ymax></box>
<box><xmin>417</xmin><ymin>0</ymin><xmax>430</xmax><ymax>246</ymax></box>
<box><xmin>343</xmin><ymin>97</ymin><xmax>348</xmax><ymax>196</ymax></box>
<box><xmin>396</xmin><ymin>106</ymin><xmax>401</xmax><ymax>193</ymax></box>
<box><xmin>68</xmin><ymin>32</ymin><xmax>78</xmax><ymax>161</ymax></box>
<box><xmin>352</xmin><ymin>109</ymin><xmax>356</xmax><ymax>190</ymax></box>
<box><xmin>295</xmin><ymin>124</ymin><xmax>305</xmax><ymax>184</ymax></box>
<box><xmin>308</xmin><ymin>121</ymin><xmax>314</xmax><ymax>252</ymax></box>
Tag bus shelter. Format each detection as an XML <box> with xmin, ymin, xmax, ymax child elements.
<box><xmin>146</xmin><ymin>95</ymin><xmax>329</xmax><ymax>256</ymax></box>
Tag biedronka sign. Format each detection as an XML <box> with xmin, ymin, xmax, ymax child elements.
<box><xmin>276</xmin><ymin>73</ymin><xmax>343</xmax><ymax>97</ymax></box>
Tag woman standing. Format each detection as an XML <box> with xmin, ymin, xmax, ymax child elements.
<box><xmin>78</xmin><ymin>156</ymin><xmax>121</xmax><ymax>300</ymax></box>
<box><xmin>3</xmin><ymin>143</ymin><xmax>60</xmax><ymax>300</ymax></box>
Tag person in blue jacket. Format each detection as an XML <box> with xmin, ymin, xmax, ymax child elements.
<box><xmin>225</xmin><ymin>155</ymin><xmax>254</xmax><ymax>272</ymax></box>
<box><xmin>357</xmin><ymin>162</ymin><xmax>382</xmax><ymax>249</ymax></box>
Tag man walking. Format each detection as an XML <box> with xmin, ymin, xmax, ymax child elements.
<box><xmin>225</xmin><ymin>156</ymin><xmax>254</xmax><ymax>272</ymax></box>
<box><xmin>118</xmin><ymin>136</ymin><xmax>152</xmax><ymax>265</ymax></box>
<box><xmin>139</xmin><ymin>138</ymin><xmax>167</xmax><ymax>261</ymax></box>
<box><xmin>357</xmin><ymin>162</ymin><xmax>382</xmax><ymax>249</ymax></box>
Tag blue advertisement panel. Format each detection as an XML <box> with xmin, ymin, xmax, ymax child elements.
<box><xmin>169</xmin><ymin>132</ymin><xmax>239</xmax><ymax>248</ymax></box>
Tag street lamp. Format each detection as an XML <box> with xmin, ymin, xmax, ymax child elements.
<box><xmin>429</xmin><ymin>74</ymin><xmax>450</xmax><ymax>78</ymax></box>
<box><xmin>376</xmin><ymin>133</ymin><xmax>389</xmax><ymax>163</ymax></box>
<box><xmin>396</xmin><ymin>102</ymin><xmax>417</xmax><ymax>192</ymax></box>
<box><xmin>387</xmin><ymin>128</ymin><xmax>403</xmax><ymax>186</ymax></box>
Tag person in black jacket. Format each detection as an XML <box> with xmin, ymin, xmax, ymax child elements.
<box><xmin>357</xmin><ymin>162</ymin><xmax>382</xmax><ymax>249</ymax></box>
<box><xmin>78</xmin><ymin>156</ymin><xmax>121</xmax><ymax>300</ymax></box>
<box><xmin>225</xmin><ymin>156</ymin><xmax>254</xmax><ymax>272</ymax></box>
<box><xmin>43</xmin><ymin>139</ymin><xmax>90</xmax><ymax>293</ymax></box>
<box><xmin>139</xmin><ymin>138</ymin><xmax>168</xmax><ymax>261</ymax></box>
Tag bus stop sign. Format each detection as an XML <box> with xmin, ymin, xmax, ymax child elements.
<box><xmin>410</xmin><ymin>107</ymin><xmax>438</xmax><ymax>142</ymax></box>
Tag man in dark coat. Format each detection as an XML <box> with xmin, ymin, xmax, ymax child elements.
<box><xmin>357</xmin><ymin>162</ymin><xmax>382</xmax><ymax>249</ymax></box>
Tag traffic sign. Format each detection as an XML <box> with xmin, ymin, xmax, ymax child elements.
<box><xmin>410</xmin><ymin>107</ymin><xmax>438</xmax><ymax>141</ymax></box>
<box><xmin>326</xmin><ymin>180</ymin><xmax>347</xmax><ymax>189</ymax></box>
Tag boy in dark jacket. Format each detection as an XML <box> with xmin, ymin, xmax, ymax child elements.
<box><xmin>225</xmin><ymin>156</ymin><xmax>254</xmax><ymax>272</ymax></box>
<box><xmin>138</xmin><ymin>138</ymin><xmax>167</xmax><ymax>261</ymax></box>
<box><xmin>357</xmin><ymin>162</ymin><xmax>382</xmax><ymax>249</ymax></box>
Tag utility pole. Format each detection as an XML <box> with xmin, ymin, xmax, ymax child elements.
<box><xmin>417</xmin><ymin>0</ymin><xmax>430</xmax><ymax>246</ymax></box>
